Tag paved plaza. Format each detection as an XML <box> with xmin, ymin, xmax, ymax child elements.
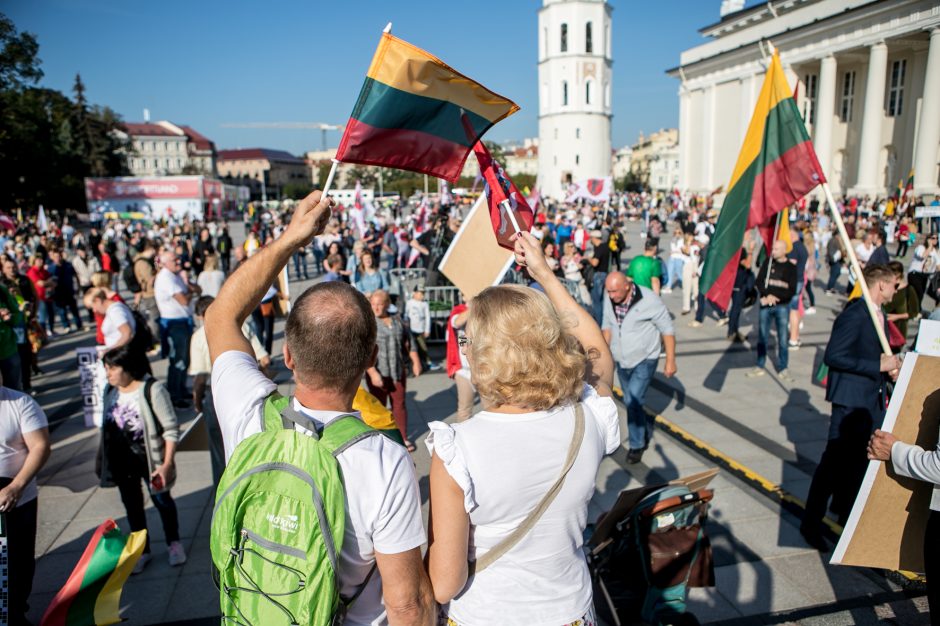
<box><xmin>25</xmin><ymin>221</ymin><xmax>932</xmax><ymax>625</ymax></box>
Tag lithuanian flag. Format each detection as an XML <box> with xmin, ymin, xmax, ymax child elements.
<box><xmin>40</xmin><ymin>520</ymin><xmax>146</xmax><ymax>626</ymax></box>
<box><xmin>699</xmin><ymin>52</ymin><xmax>825</xmax><ymax>308</ymax></box>
<box><xmin>336</xmin><ymin>31</ymin><xmax>519</xmax><ymax>182</ymax></box>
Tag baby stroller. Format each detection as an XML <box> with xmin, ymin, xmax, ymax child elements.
<box><xmin>586</xmin><ymin>472</ymin><xmax>716</xmax><ymax>626</ymax></box>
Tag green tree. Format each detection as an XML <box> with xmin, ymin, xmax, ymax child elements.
<box><xmin>0</xmin><ymin>14</ymin><xmax>129</xmax><ymax>211</ymax></box>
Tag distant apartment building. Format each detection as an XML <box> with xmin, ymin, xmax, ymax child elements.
<box><xmin>120</xmin><ymin>121</ymin><xmax>217</xmax><ymax>177</ymax></box>
<box><xmin>629</xmin><ymin>128</ymin><xmax>679</xmax><ymax>191</ymax></box>
<box><xmin>217</xmin><ymin>148</ymin><xmax>309</xmax><ymax>199</ymax></box>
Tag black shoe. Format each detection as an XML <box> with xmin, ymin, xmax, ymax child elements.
<box><xmin>799</xmin><ymin>523</ymin><xmax>829</xmax><ymax>552</ymax></box>
<box><xmin>173</xmin><ymin>399</ymin><xmax>192</xmax><ymax>409</ymax></box>
<box><xmin>626</xmin><ymin>449</ymin><xmax>644</xmax><ymax>464</ymax></box>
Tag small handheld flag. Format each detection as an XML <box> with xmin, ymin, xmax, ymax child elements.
<box><xmin>336</xmin><ymin>31</ymin><xmax>519</xmax><ymax>182</ymax></box>
<box><xmin>472</xmin><ymin>141</ymin><xmax>534</xmax><ymax>250</ymax></box>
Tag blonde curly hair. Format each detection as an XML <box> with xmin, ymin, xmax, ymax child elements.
<box><xmin>466</xmin><ymin>285</ymin><xmax>585</xmax><ymax>411</ymax></box>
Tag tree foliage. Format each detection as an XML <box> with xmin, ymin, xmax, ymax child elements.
<box><xmin>0</xmin><ymin>13</ymin><xmax>129</xmax><ymax>211</ymax></box>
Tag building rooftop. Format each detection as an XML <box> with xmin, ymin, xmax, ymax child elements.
<box><xmin>122</xmin><ymin>122</ymin><xmax>180</xmax><ymax>137</ymax></box>
<box><xmin>178</xmin><ymin>125</ymin><xmax>215</xmax><ymax>151</ymax></box>
<box><xmin>218</xmin><ymin>148</ymin><xmax>305</xmax><ymax>163</ymax></box>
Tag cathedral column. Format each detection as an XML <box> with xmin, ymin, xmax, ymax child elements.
<box><xmin>814</xmin><ymin>55</ymin><xmax>837</xmax><ymax>182</ymax></box>
<box><xmin>853</xmin><ymin>41</ymin><xmax>888</xmax><ymax>196</ymax></box>
<box><xmin>914</xmin><ymin>27</ymin><xmax>940</xmax><ymax>196</ymax></box>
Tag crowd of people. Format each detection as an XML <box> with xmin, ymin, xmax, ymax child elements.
<box><xmin>1</xmin><ymin>184</ymin><xmax>939</xmax><ymax>625</ymax></box>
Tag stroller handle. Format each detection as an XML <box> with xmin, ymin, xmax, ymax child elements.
<box><xmin>640</xmin><ymin>489</ymin><xmax>714</xmax><ymax>519</ymax></box>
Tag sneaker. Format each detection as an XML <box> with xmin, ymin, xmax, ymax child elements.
<box><xmin>687</xmin><ymin>320</ymin><xmax>702</xmax><ymax>328</ymax></box>
<box><xmin>799</xmin><ymin>523</ymin><xmax>829</xmax><ymax>552</ymax></box>
<box><xmin>729</xmin><ymin>332</ymin><xmax>744</xmax><ymax>343</ymax></box>
<box><xmin>168</xmin><ymin>541</ymin><xmax>187</xmax><ymax>567</ymax></box>
<box><xmin>788</xmin><ymin>340</ymin><xmax>802</xmax><ymax>349</ymax></box>
<box><xmin>716</xmin><ymin>317</ymin><xmax>729</xmax><ymax>327</ymax></box>
<box><xmin>132</xmin><ymin>552</ymin><xmax>152</xmax><ymax>575</ymax></box>
<box><xmin>745</xmin><ymin>366</ymin><xmax>765</xmax><ymax>378</ymax></box>
<box><xmin>661</xmin><ymin>287</ymin><xmax>672</xmax><ymax>294</ymax></box>
<box><xmin>626</xmin><ymin>449</ymin><xmax>645</xmax><ymax>464</ymax></box>
<box><xmin>825</xmin><ymin>289</ymin><xmax>835</xmax><ymax>296</ymax></box>
<box><xmin>680</xmin><ymin>309</ymin><xmax>691</xmax><ymax>315</ymax></box>
<box><xmin>428</xmin><ymin>362</ymin><xmax>443</xmax><ymax>371</ymax></box>
<box><xmin>778</xmin><ymin>369</ymin><xmax>795</xmax><ymax>382</ymax></box>
<box><xmin>805</xmin><ymin>307</ymin><xmax>817</xmax><ymax>315</ymax></box>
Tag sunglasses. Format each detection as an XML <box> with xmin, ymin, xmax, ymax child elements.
<box><xmin>457</xmin><ymin>334</ymin><xmax>472</xmax><ymax>348</ymax></box>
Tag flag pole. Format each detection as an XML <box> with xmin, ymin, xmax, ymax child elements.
<box><xmin>820</xmin><ymin>181</ymin><xmax>892</xmax><ymax>354</ymax></box>
<box><xmin>764</xmin><ymin>209</ymin><xmax>783</xmax><ymax>288</ymax></box>
<box><xmin>500</xmin><ymin>199</ymin><xmax>522</xmax><ymax>234</ymax></box>
<box><xmin>321</xmin><ymin>158</ymin><xmax>340</xmax><ymax>197</ymax></box>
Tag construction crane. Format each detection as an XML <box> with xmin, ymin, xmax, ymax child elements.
<box><xmin>221</xmin><ymin>122</ymin><xmax>344</xmax><ymax>151</ymax></box>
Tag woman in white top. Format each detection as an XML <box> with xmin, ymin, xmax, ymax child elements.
<box><xmin>908</xmin><ymin>232</ymin><xmax>940</xmax><ymax>304</ymax></box>
<box><xmin>196</xmin><ymin>254</ymin><xmax>226</xmax><ymax>298</ymax></box>
<box><xmin>664</xmin><ymin>226</ymin><xmax>687</xmax><ymax>293</ymax></box>
<box><xmin>427</xmin><ymin>231</ymin><xmax>618</xmax><ymax>626</ymax></box>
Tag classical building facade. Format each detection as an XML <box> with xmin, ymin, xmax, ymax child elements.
<box><xmin>537</xmin><ymin>0</ymin><xmax>613</xmax><ymax>199</ymax></box>
<box><xmin>120</xmin><ymin>121</ymin><xmax>217</xmax><ymax>177</ymax></box>
<box><xmin>668</xmin><ymin>0</ymin><xmax>940</xmax><ymax>199</ymax></box>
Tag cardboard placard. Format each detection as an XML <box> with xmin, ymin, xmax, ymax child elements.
<box><xmin>831</xmin><ymin>354</ymin><xmax>940</xmax><ymax>572</ymax></box>
<box><xmin>438</xmin><ymin>195</ymin><xmax>514</xmax><ymax>299</ymax></box>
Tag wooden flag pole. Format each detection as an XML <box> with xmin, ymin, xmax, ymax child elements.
<box><xmin>500</xmin><ymin>199</ymin><xmax>522</xmax><ymax>234</ymax></box>
<box><xmin>764</xmin><ymin>209</ymin><xmax>783</xmax><ymax>289</ymax></box>
<box><xmin>820</xmin><ymin>181</ymin><xmax>892</xmax><ymax>354</ymax></box>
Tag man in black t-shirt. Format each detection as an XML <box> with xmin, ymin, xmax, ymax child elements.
<box><xmin>588</xmin><ymin>230</ymin><xmax>611</xmax><ymax>324</ymax></box>
<box><xmin>747</xmin><ymin>240</ymin><xmax>797</xmax><ymax>381</ymax></box>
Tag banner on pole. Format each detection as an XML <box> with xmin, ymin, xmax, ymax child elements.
<box><xmin>77</xmin><ymin>347</ymin><xmax>105</xmax><ymax>428</ymax></box>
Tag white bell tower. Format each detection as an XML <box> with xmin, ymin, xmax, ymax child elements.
<box><xmin>537</xmin><ymin>0</ymin><xmax>613</xmax><ymax>200</ymax></box>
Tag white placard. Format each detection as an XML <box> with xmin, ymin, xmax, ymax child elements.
<box><xmin>77</xmin><ymin>347</ymin><xmax>105</xmax><ymax>428</ymax></box>
<box><xmin>915</xmin><ymin>319</ymin><xmax>940</xmax><ymax>356</ymax></box>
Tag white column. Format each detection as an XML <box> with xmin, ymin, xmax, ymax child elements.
<box><xmin>814</xmin><ymin>55</ymin><xmax>837</xmax><ymax>185</ymax></box>
<box><xmin>853</xmin><ymin>41</ymin><xmax>888</xmax><ymax>196</ymax></box>
<box><xmin>703</xmin><ymin>84</ymin><xmax>716</xmax><ymax>191</ymax></box>
<box><xmin>914</xmin><ymin>28</ymin><xmax>940</xmax><ymax>196</ymax></box>
<box><xmin>678</xmin><ymin>88</ymin><xmax>691</xmax><ymax>190</ymax></box>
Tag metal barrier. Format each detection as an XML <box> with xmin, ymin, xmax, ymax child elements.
<box><xmin>388</xmin><ymin>268</ymin><xmax>428</xmax><ymax>304</ymax></box>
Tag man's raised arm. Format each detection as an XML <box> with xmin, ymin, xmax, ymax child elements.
<box><xmin>206</xmin><ymin>191</ymin><xmax>333</xmax><ymax>363</ymax></box>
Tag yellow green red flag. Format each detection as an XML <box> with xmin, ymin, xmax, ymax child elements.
<box><xmin>337</xmin><ymin>32</ymin><xmax>519</xmax><ymax>182</ymax></box>
<box><xmin>699</xmin><ymin>52</ymin><xmax>825</xmax><ymax>309</ymax></box>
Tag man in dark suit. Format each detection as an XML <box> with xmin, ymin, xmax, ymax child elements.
<box><xmin>867</xmin><ymin>229</ymin><xmax>890</xmax><ymax>267</ymax></box>
<box><xmin>800</xmin><ymin>264</ymin><xmax>901</xmax><ymax>551</ymax></box>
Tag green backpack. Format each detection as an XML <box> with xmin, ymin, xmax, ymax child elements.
<box><xmin>210</xmin><ymin>392</ymin><xmax>381</xmax><ymax>626</ymax></box>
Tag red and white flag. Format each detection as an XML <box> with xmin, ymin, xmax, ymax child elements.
<box><xmin>565</xmin><ymin>177</ymin><xmax>612</xmax><ymax>203</ymax></box>
<box><xmin>472</xmin><ymin>141</ymin><xmax>534</xmax><ymax>251</ymax></box>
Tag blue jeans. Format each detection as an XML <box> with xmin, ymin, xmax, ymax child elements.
<box><xmin>617</xmin><ymin>358</ymin><xmax>659</xmax><ymax>451</ymax></box>
<box><xmin>757</xmin><ymin>305</ymin><xmax>789</xmax><ymax>370</ymax></box>
<box><xmin>162</xmin><ymin>318</ymin><xmax>192</xmax><ymax>402</ymax></box>
<box><xmin>591</xmin><ymin>271</ymin><xmax>608</xmax><ymax>324</ymax></box>
<box><xmin>0</xmin><ymin>352</ymin><xmax>23</xmax><ymax>391</ymax></box>
<box><xmin>666</xmin><ymin>257</ymin><xmax>684</xmax><ymax>289</ymax></box>
<box><xmin>292</xmin><ymin>250</ymin><xmax>310</xmax><ymax>280</ymax></box>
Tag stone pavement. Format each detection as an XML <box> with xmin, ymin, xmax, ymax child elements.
<box><xmin>24</xmin><ymin>220</ymin><xmax>931</xmax><ymax>625</ymax></box>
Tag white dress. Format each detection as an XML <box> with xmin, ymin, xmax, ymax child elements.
<box><xmin>426</xmin><ymin>384</ymin><xmax>620</xmax><ymax>626</ymax></box>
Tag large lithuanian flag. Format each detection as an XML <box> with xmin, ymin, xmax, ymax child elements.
<box><xmin>699</xmin><ymin>52</ymin><xmax>825</xmax><ymax>308</ymax></box>
<box><xmin>336</xmin><ymin>31</ymin><xmax>519</xmax><ymax>182</ymax></box>
<box><xmin>40</xmin><ymin>520</ymin><xmax>146</xmax><ymax>626</ymax></box>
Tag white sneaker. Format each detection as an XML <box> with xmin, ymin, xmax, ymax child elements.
<box><xmin>745</xmin><ymin>367</ymin><xmax>765</xmax><ymax>378</ymax></box>
<box><xmin>168</xmin><ymin>541</ymin><xmax>187</xmax><ymax>567</ymax></box>
<box><xmin>661</xmin><ymin>287</ymin><xmax>673</xmax><ymax>294</ymax></box>
<box><xmin>716</xmin><ymin>318</ymin><xmax>729</xmax><ymax>327</ymax></box>
<box><xmin>778</xmin><ymin>369</ymin><xmax>795</xmax><ymax>382</ymax></box>
<box><xmin>805</xmin><ymin>307</ymin><xmax>817</xmax><ymax>315</ymax></box>
<box><xmin>788</xmin><ymin>340</ymin><xmax>802</xmax><ymax>349</ymax></box>
<box><xmin>132</xmin><ymin>552</ymin><xmax>152</xmax><ymax>575</ymax></box>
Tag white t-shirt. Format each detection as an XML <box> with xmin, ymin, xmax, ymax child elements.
<box><xmin>211</xmin><ymin>351</ymin><xmax>426</xmax><ymax>626</ymax></box>
<box><xmin>910</xmin><ymin>245</ymin><xmax>940</xmax><ymax>274</ymax></box>
<box><xmin>404</xmin><ymin>298</ymin><xmax>430</xmax><ymax>334</ymax></box>
<box><xmin>855</xmin><ymin>242</ymin><xmax>874</xmax><ymax>263</ymax></box>
<box><xmin>197</xmin><ymin>270</ymin><xmax>226</xmax><ymax>298</ymax></box>
<box><xmin>0</xmin><ymin>387</ymin><xmax>49</xmax><ymax>505</ymax></box>
<box><xmin>425</xmin><ymin>384</ymin><xmax>620</xmax><ymax>625</ymax></box>
<box><xmin>154</xmin><ymin>268</ymin><xmax>191</xmax><ymax>319</ymax></box>
<box><xmin>101</xmin><ymin>302</ymin><xmax>136</xmax><ymax>349</ymax></box>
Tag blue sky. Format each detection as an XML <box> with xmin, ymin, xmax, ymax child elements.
<box><xmin>6</xmin><ymin>0</ymin><xmax>738</xmax><ymax>155</ymax></box>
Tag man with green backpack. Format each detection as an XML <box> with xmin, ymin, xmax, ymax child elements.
<box><xmin>205</xmin><ymin>190</ymin><xmax>435</xmax><ymax>626</ymax></box>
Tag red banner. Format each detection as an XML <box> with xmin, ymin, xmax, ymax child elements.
<box><xmin>85</xmin><ymin>177</ymin><xmax>207</xmax><ymax>201</ymax></box>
